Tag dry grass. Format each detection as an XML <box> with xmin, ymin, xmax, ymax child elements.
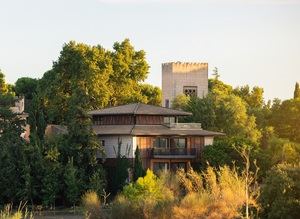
<box><xmin>81</xmin><ymin>191</ymin><xmax>102</xmax><ymax>219</ymax></box>
<box><xmin>0</xmin><ymin>203</ymin><xmax>33</xmax><ymax>219</ymax></box>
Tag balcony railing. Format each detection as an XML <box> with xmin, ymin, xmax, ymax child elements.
<box><xmin>166</xmin><ymin>123</ymin><xmax>202</xmax><ymax>130</ymax></box>
<box><xmin>151</xmin><ymin>147</ymin><xmax>196</xmax><ymax>158</ymax></box>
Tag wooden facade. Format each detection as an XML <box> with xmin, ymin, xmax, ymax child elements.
<box><xmin>136</xmin><ymin>136</ymin><xmax>205</xmax><ymax>169</ymax></box>
<box><xmin>93</xmin><ymin>115</ymin><xmax>165</xmax><ymax>125</ymax></box>
<box><xmin>93</xmin><ymin>115</ymin><xmax>134</xmax><ymax>125</ymax></box>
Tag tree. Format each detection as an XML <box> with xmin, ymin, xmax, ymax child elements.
<box><xmin>42</xmin><ymin>147</ymin><xmax>61</xmax><ymax>208</ymax></box>
<box><xmin>89</xmin><ymin>166</ymin><xmax>107</xmax><ymax>198</ymax></box>
<box><xmin>0</xmin><ymin>105</ymin><xmax>27</xmax><ymax>204</ymax></box>
<box><xmin>40</xmin><ymin>41</ymin><xmax>112</xmax><ymax>124</ymax></box>
<box><xmin>260</xmin><ymin>163</ymin><xmax>300</xmax><ymax>219</ymax></box>
<box><xmin>212</xmin><ymin>67</ymin><xmax>220</xmax><ymax>80</ymax></box>
<box><xmin>139</xmin><ymin>84</ymin><xmax>162</xmax><ymax>106</ymax></box>
<box><xmin>28</xmin><ymin>93</ymin><xmax>47</xmax><ymax>145</ymax></box>
<box><xmin>183</xmin><ymin>95</ymin><xmax>215</xmax><ymax>130</ymax></box>
<box><xmin>15</xmin><ymin>77</ymin><xmax>38</xmax><ymax>99</ymax></box>
<box><xmin>109</xmin><ymin>39</ymin><xmax>149</xmax><ymax>106</ymax></box>
<box><xmin>270</xmin><ymin>99</ymin><xmax>300</xmax><ymax>143</ymax></box>
<box><xmin>111</xmin><ymin>139</ymin><xmax>131</xmax><ymax>194</ymax></box>
<box><xmin>171</xmin><ymin>94</ymin><xmax>190</xmax><ymax>110</ymax></box>
<box><xmin>214</xmin><ymin>94</ymin><xmax>261</xmax><ymax>144</ymax></box>
<box><xmin>64</xmin><ymin>157</ymin><xmax>80</xmax><ymax>207</ymax></box>
<box><xmin>133</xmin><ymin>146</ymin><xmax>145</xmax><ymax>181</ymax></box>
<box><xmin>0</xmin><ymin>69</ymin><xmax>8</xmax><ymax>94</ymax></box>
<box><xmin>294</xmin><ymin>82</ymin><xmax>300</xmax><ymax>99</ymax></box>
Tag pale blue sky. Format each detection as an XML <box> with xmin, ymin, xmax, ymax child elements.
<box><xmin>0</xmin><ymin>0</ymin><xmax>299</xmax><ymax>101</ymax></box>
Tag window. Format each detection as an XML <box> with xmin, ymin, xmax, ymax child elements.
<box><xmin>101</xmin><ymin>140</ymin><xmax>105</xmax><ymax>147</ymax></box>
<box><xmin>163</xmin><ymin>116</ymin><xmax>175</xmax><ymax>124</ymax></box>
<box><xmin>153</xmin><ymin>137</ymin><xmax>168</xmax><ymax>148</ymax></box>
<box><xmin>171</xmin><ymin>162</ymin><xmax>186</xmax><ymax>171</ymax></box>
<box><xmin>165</xmin><ymin>99</ymin><xmax>170</xmax><ymax>108</ymax></box>
<box><xmin>94</xmin><ymin>116</ymin><xmax>103</xmax><ymax>125</ymax></box>
<box><xmin>183</xmin><ymin>86</ymin><xmax>197</xmax><ymax>97</ymax></box>
<box><xmin>170</xmin><ymin>138</ymin><xmax>186</xmax><ymax>148</ymax></box>
<box><xmin>153</xmin><ymin>162</ymin><xmax>169</xmax><ymax>173</ymax></box>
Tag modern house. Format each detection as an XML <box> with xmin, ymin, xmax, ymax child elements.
<box><xmin>89</xmin><ymin>103</ymin><xmax>223</xmax><ymax>172</ymax></box>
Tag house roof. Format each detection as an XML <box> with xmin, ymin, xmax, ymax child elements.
<box><xmin>92</xmin><ymin>124</ymin><xmax>224</xmax><ymax>136</ymax></box>
<box><xmin>88</xmin><ymin>103</ymin><xmax>192</xmax><ymax>116</ymax></box>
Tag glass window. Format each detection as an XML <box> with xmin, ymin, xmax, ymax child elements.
<box><xmin>165</xmin><ymin>99</ymin><xmax>170</xmax><ymax>108</ymax></box>
<box><xmin>170</xmin><ymin>138</ymin><xmax>186</xmax><ymax>148</ymax></box>
<box><xmin>153</xmin><ymin>137</ymin><xmax>168</xmax><ymax>148</ymax></box>
<box><xmin>171</xmin><ymin>162</ymin><xmax>186</xmax><ymax>171</ymax></box>
<box><xmin>163</xmin><ymin>117</ymin><xmax>175</xmax><ymax>124</ymax></box>
<box><xmin>153</xmin><ymin>162</ymin><xmax>169</xmax><ymax>173</ymax></box>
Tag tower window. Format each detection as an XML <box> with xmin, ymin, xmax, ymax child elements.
<box><xmin>165</xmin><ymin>99</ymin><xmax>170</xmax><ymax>108</ymax></box>
<box><xmin>183</xmin><ymin>86</ymin><xmax>197</xmax><ymax>97</ymax></box>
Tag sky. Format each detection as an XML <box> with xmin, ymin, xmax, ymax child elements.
<box><xmin>0</xmin><ymin>0</ymin><xmax>299</xmax><ymax>101</ymax></box>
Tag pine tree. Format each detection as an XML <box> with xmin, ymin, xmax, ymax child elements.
<box><xmin>42</xmin><ymin>147</ymin><xmax>61</xmax><ymax>209</ymax></box>
<box><xmin>64</xmin><ymin>157</ymin><xmax>79</xmax><ymax>207</ymax></box>
<box><xmin>89</xmin><ymin>166</ymin><xmax>107</xmax><ymax>198</ymax></box>
<box><xmin>133</xmin><ymin>146</ymin><xmax>145</xmax><ymax>181</ymax></box>
<box><xmin>294</xmin><ymin>82</ymin><xmax>300</xmax><ymax>99</ymax></box>
<box><xmin>112</xmin><ymin>139</ymin><xmax>130</xmax><ymax>194</ymax></box>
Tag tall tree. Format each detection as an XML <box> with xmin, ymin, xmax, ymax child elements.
<box><xmin>64</xmin><ymin>157</ymin><xmax>79</xmax><ymax>207</ymax></box>
<box><xmin>15</xmin><ymin>77</ymin><xmax>38</xmax><ymax>99</ymax></box>
<box><xmin>294</xmin><ymin>82</ymin><xmax>300</xmax><ymax>99</ymax></box>
<box><xmin>40</xmin><ymin>41</ymin><xmax>112</xmax><ymax>124</ymax></box>
<box><xmin>109</xmin><ymin>39</ymin><xmax>150</xmax><ymax>106</ymax></box>
<box><xmin>42</xmin><ymin>147</ymin><xmax>61</xmax><ymax>208</ymax></box>
<box><xmin>0</xmin><ymin>69</ymin><xmax>8</xmax><ymax>94</ymax></box>
<box><xmin>270</xmin><ymin>99</ymin><xmax>300</xmax><ymax>143</ymax></box>
<box><xmin>133</xmin><ymin>146</ymin><xmax>145</xmax><ymax>181</ymax></box>
<box><xmin>0</xmin><ymin>105</ymin><xmax>27</xmax><ymax>203</ymax></box>
<box><xmin>139</xmin><ymin>84</ymin><xmax>162</xmax><ymax>106</ymax></box>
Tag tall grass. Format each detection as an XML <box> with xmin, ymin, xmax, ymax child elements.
<box><xmin>0</xmin><ymin>202</ymin><xmax>33</xmax><ymax>219</ymax></box>
<box><xmin>82</xmin><ymin>190</ymin><xmax>103</xmax><ymax>219</ymax></box>
<box><xmin>112</xmin><ymin>166</ymin><xmax>259</xmax><ymax>219</ymax></box>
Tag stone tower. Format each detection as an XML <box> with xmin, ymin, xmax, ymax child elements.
<box><xmin>162</xmin><ymin>62</ymin><xmax>208</xmax><ymax>107</ymax></box>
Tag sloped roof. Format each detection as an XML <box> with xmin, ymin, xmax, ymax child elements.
<box><xmin>88</xmin><ymin>103</ymin><xmax>192</xmax><ymax>116</ymax></box>
<box><xmin>92</xmin><ymin>124</ymin><xmax>224</xmax><ymax>136</ymax></box>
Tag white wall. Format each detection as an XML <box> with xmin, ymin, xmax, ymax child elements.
<box><xmin>204</xmin><ymin>136</ymin><xmax>214</xmax><ymax>146</ymax></box>
<box><xmin>98</xmin><ymin>136</ymin><xmax>136</xmax><ymax>158</ymax></box>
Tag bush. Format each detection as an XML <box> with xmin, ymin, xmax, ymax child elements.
<box><xmin>82</xmin><ymin>191</ymin><xmax>102</xmax><ymax>219</ymax></box>
<box><xmin>112</xmin><ymin>169</ymin><xmax>174</xmax><ymax>219</ymax></box>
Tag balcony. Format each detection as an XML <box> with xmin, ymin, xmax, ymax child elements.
<box><xmin>151</xmin><ymin>147</ymin><xmax>196</xmax><ymax>159</ymax></box>
<box><xmin>166</xmin><ymin>123</ymin><xmax>202</xmax><ymax>130</ymax></box>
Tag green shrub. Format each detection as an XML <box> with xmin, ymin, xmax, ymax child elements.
<box><xmin>112</xmin><ymin>169</ymin><xmax>174</xmax><ymax>219</ymax></box>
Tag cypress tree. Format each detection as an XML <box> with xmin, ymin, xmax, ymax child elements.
<box><xmin>294</xmin><ymin>82</ymin><xmax>300</xmax><ymax>99</ymax></box>
<box><xmin>64</xmin><ymin>157</ymin><xmax>79</xmax><ymax>207</ymax></box>
<box><xmin>133</xmin><ymin>146</ymin><xmax>145</xmax><ymax>181</ymax></box>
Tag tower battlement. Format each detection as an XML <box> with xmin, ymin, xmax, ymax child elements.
<box><xmin>162</xmin><ymin>62</ymin><xmax>208</xmax><ymax>73</ymax></box>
